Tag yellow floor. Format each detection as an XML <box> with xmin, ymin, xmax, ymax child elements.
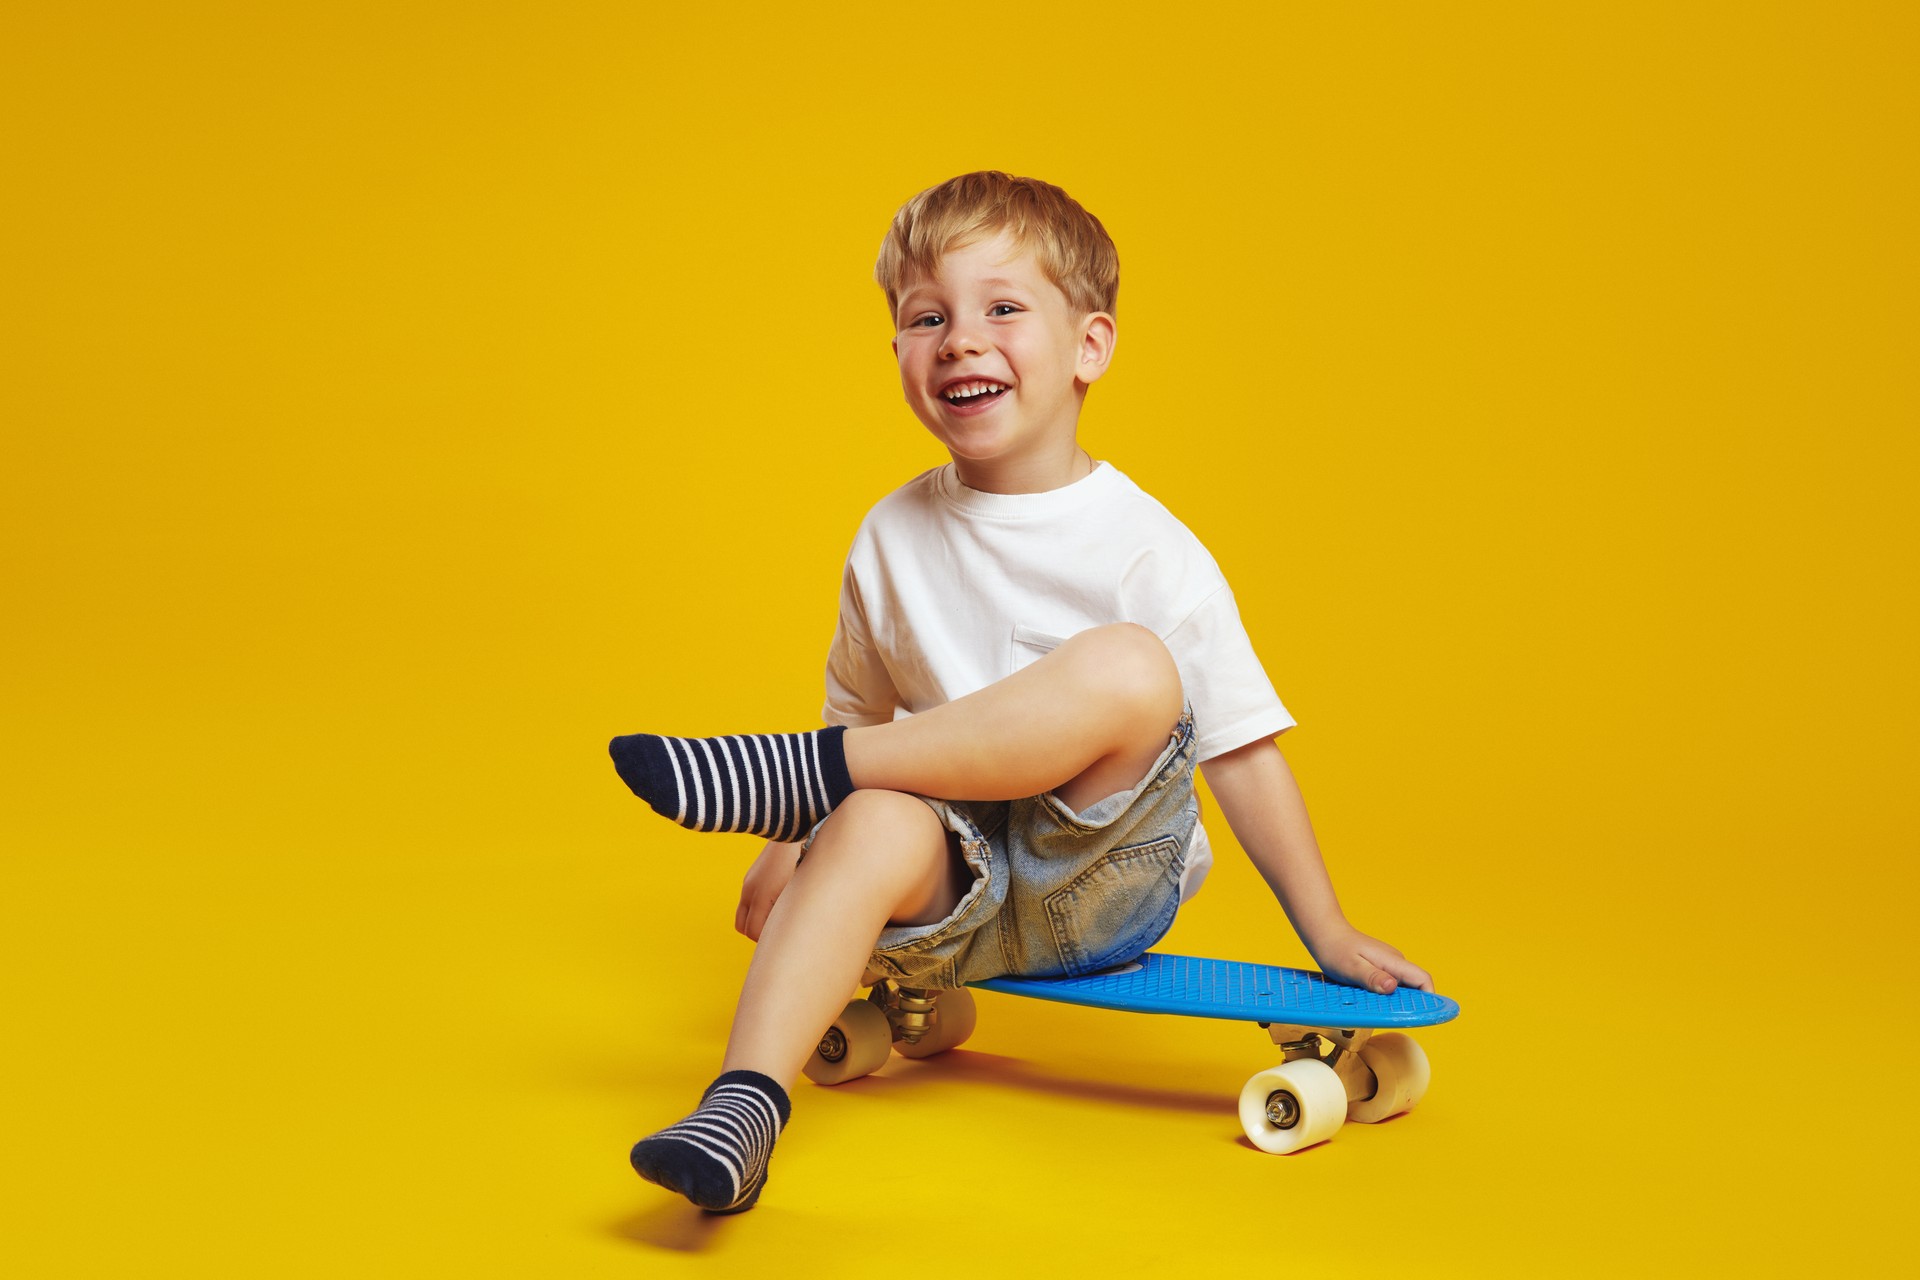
<box><xmin>6</xmin><ymin>4</ymin><xmax>1913</xmax><ymax>1274</ymax></box>
<box><xmin>5</xmin><ymin>697</ymin><xmax>1909</xmax><ymax>1275</ymax></box>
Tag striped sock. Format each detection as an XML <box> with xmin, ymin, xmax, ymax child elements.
<box><xmin>608</xmin><ymin>726</ymin><xmax>855</xmax><ymax>841</ymax></box>
<box><xmin>629</xmin><ymin>1070</ymin><xmax>791</xmax><ymax>1214</ymax></box>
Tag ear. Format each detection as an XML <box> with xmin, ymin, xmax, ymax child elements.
<box><xmin>1075</xmin><ymin>312</ymin><xmax>1117</xmax><ymax>386</ymax></box>
<box><xmin>891</xmin><ymin>338</ymin><xmax>898</xmax><ymax>359</ymax></box>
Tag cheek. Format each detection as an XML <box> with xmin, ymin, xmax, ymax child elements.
<box><xmin>907</xmin><ymin>360</ymin><xmax>941</xmax><ymax>395</ymax></box>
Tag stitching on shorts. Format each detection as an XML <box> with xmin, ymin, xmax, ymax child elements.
<box><xmin>1039</xmin><ymin>713</ymin><xmax>1196</xmax><ymax>837</ymax></box>
<box><xmin>1042</xmin><ymin>836</ymin><xmax>1181</xmax><ymax>974</ymax></box>
<box><xmin>872</xmin><ymin>834</ymin><xmax>991</xmax><ymax>954</ymax></box>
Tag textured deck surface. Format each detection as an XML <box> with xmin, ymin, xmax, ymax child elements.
<box><xmin>971</xmin><ymin>952</ymin><xmax>1460</xmax><ymax>1028</ymax></box>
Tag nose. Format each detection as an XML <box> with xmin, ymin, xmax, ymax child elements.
<box><xmin>938</xmin><ymin>317</ymin><xmax>986</xmax><ymax>360</ymax></box>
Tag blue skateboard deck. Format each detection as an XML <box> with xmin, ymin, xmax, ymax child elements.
<box><xmin>970</xmin><ymin>951</ymin><xmax>1460</xmax><ymax>1030</ymax></box>
<box><xmin>962</xmin><ymin>952</ymin><xmax>1459</xmax><ymax>1151</ymax></box>
<box><xmin>811</xmin><ymin>952</ymin><xmax>1458</xmax><ymax>1151</ymax></box>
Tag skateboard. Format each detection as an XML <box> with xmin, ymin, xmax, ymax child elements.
<box><xmin>803</xmin><ymin>951</ymin><xmax>1460</xmax><ymax>1153</ymax></box>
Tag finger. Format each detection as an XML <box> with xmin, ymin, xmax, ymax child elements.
<box><xmin>734</xmin><ymin>899</ymin><xmax>750</xmax><ymax>938</ymax></box>
<box><xmin>1358</xmin><ymin>957</ymin><xmax>1397</xmax><ymax>996</ymax></box>
<box><xmin>1383</xmin><ymin>955</ymin><xmax>1433</xmax><ymax>993</ymax></box>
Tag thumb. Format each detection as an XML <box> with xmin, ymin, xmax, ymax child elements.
<box><xmin>1362</xmin><ymin>960</ymin><xmax>1398</xmax><ymax>996</ymax></box>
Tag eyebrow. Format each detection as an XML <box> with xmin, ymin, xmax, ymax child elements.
<box><xmin>900</xmin><ymin>276</ymin><xmax>1032</xmax><ymax>306</ymax></box>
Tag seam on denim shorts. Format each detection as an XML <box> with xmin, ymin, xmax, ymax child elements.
<box><xmin>872</xmin><ymin>818</ymin><xmax>992</xmax><ymax>956</ymax></box>
<box><xmin>1038</xmin><ymin>719</ymin><xmax>1194</xmax><ymax>837</ymax></box>
<box><xmin>1042</xmin><ymin>835</ymin><xmax>1183</xmax><ymax>975</ymax></box>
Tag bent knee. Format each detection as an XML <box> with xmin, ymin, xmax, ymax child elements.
<box><xmin>1068</xmin><ymin>623</ymin><xmax>1182</xmax><ymax>722</ymax></box>
<box><xmin>804</xmin><ymin>790</ymin><xmax>952</xmax><ymax>883</ymax></box>
<box><xmin>811</xmin><ymin>789</ymin><xmax>943</xmax><ymax>847</ymax></box>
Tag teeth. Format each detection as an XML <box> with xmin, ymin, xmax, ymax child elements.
<box><xmin>943</xmin><ymin>381</ymin><xmax>1009</xmax><ymax>402</ymax></box>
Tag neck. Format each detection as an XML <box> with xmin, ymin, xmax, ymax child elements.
<box><xmin>952</xmin><ymin>446</ymin><xmax>1094</xmax><ymax>495</ymax></box>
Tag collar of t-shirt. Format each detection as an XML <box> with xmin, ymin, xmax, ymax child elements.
<box><xmin>933</xmin><ymin>460</ymin><xmax>1120</xmax><ymax>520</ymax></box>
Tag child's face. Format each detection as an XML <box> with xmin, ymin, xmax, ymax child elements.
<box><xmin>891</xmin><ymin>232</ymin><xmax>1114</xmax><ymax>486</ymax></box>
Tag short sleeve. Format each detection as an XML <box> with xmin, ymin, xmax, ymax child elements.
<box><xmin>1162</xmin><ymin>584</ymin><xmax>1295</xmax><ymax>762</ymax></box>
<box><xmin>821</xmin><ymin>558</ymin><xmax>900</xmax><ymax>728</ymax></box>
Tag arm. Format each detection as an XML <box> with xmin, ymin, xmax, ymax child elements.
<box><xmin>1199</xmin><ymin>737</ymin><xmax>1433</xmax><ymax>995</ymax></box>
<box><xmin>737</xmin><ymin>838</ymin><xmax>804</xmax><ymax>941</ymax></box>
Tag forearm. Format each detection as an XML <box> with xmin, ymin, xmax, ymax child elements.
<box><xmin>1199</xmin><ymin>738</ymin><xmax>1347</xmax><ymax>948</ymax></box>
<box><xmin>1200</xmin><ymin>738</ymin><xmax>1433</xmax><ymax>995</ymax></box>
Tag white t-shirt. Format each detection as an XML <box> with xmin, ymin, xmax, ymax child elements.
<box><xmin>820</xmin><ymin>460</ymin><xmax>1295</xmax><ymax>903</ymax></box>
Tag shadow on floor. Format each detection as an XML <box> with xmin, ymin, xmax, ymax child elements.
<box><xmin>607</xmin><ymin>1199</ymin><xmax>724</xmax><ymax>1252</ymax></box>
<box><xmin>1231</xmin><ymin>1133</ymin><xmax>1330</xmax><ymax>1155</ymax></box>
<box><xmin>872</xmin><ymin>1047</ymin><xmax>1232</xmax><ymax>1116</ymax></box>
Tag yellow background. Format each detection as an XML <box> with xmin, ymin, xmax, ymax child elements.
<box><xmin>4</xmin><ymin>2</ymin><xmax>1913</xmax><ymax>1274</ymax></box>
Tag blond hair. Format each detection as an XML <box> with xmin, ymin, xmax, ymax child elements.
<box><xmin>875</xmin><ymin>171</ymin><xmax>1119</xmax><ymax>322</ymax></box>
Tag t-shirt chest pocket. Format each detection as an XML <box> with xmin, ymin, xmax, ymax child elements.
<box><xmin>1009</xmin><ymin>623</ymin><xmax>1071</xmax><ymax>675</ymax></box>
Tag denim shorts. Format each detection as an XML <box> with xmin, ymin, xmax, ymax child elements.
<box><xmin>800</xmin><ymin>703</ymin><xmax>1199</xmax><ymax>990</ymax></box>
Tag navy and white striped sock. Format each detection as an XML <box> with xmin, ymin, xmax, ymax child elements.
<box><xmin>608</xmin><ymin>726</ymin><xmax>855</xmax><ymax>841</ymax></box>
<box><xmin>629</xmin><ymin>1070</ymin><xmax>791</xmax><ymax>1214</ymax></box>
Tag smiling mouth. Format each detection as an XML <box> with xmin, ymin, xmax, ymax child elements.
<box><xmin>942</xmin><ymin>380</ymin><xmax>1010</xmax><ymax>405</ymax></box>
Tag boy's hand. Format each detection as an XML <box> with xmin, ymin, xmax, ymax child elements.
<box><xmin>735</xmin><ymin>839</ymin><xmax>804</xmax><ymax>942</ymax></box>
<box><xmin>1305</xmin><ymin>922</ymin><xmax>1433</xmax><ymax>996</ymax></box>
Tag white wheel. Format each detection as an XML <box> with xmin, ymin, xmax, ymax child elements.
<box><xmin>803</xmin><ymin>998</ymin><xmax>893</xmax><ymax>1085</ymax></box>
<box><xmin>1346</xmin><ymin>1032</ymin><xmax>1431</xmax><ymax>1123</ymax></box>
<box><xmin>1239</xmin><ymin>1059</ymin><xmax>1347</xmax><ymax>1154</ymax></box>
<box><xmin>894</xmin><ymin>988</ymin><xmax>977</xmax><ymax>1059</ymax></box>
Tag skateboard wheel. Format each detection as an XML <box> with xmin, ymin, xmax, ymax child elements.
<box><xmin>1346</xmin><ymin>1032</ymin><xmax>1431</xmax><ymax>1123</ymax></box>
<box><xmin>1239</xmin><ymin>1059</ymin><xmax>1346</xmax><ymax>1154</ymax></box>
<box><xmin>802</xmin><ymin>999</ymin><xmax>893</xmax><ymax>1086</ymax></box>
<box><xmin>894</xmin><ymin>988</ymin><xmax>977</xmax><ymax>1059</ymax></box>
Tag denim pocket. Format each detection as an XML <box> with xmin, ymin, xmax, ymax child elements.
<box><xmin>1042</xmin><ymin>835</ymin><xmax>1183</xmax><ymax>976</ymax></box>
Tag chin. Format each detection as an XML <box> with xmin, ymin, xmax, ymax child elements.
<box><xmin>944</xmin><ymin>441</ymin><xmax>1019</xmax><ymax>465</ymax></box>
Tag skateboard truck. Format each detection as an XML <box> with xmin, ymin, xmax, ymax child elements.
<box><xmin>867</xmin><ymin>983</ymin><xmax>941</xmax><ymax>1046</ymax></box>
<box><xmin>1260</xmin><ymin>1023</ymin><xmax>1383</xmax><ymax>1110</ymax></box>
<box><xmin>804</xmin><ymin>981</ymin><xmax>981</xmax><ymax>1085</ymax></box>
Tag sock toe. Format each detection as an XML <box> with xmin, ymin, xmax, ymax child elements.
<box><xmin>629</xmin><ymin>1072</ymin><xmax>789</xmax><ymax>1213</ymax></box>
<box><xmin>608</xmin><ymin>735</ymin><xmax>663</xmax><ymax>804</ymax></box>
<box><xmin>629</xmin><ymin>1136</ymin><xmax>736</xmax><ymax>1211</ymax></box>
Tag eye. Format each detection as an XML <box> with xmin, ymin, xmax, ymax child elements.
<box><xmin>989</xmin><ymin>304</ymin><xmax>1021</xmax><ymax>317</ymax></box>
<box><xmin>910</xmin><ymin>313</ymin><xmax>945</xmax><ymax>328</ymax></box>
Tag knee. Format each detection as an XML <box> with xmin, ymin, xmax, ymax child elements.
<box><xmin>807</xmin><ymin>789</ymin><xmax>940</xmax><ymax>856</ymax></box>
<box><xmin>802</xmin><ymin>790</ymin><xmax>949</xmax><ymax>892</ymax></box>
<box><xmin>1068</xmin><ymin>623</ymin><xmax>1182</xmax><ymax>722</ymax></box>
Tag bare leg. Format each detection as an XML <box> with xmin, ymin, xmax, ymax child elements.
<box><xmin>844</xmin><ymin>622</ymin><xmax>1184</xmax><ymax>813</ymax></box>
<box><xmin>634</xmin><ymin>631</ymin><xmax>1179</xmax><ymax>1209</ymax></box>
<box><xmin>609</xmin><ymin>624</ymin><xmax>1182</xmax><ymax>841</ymax></box>
<box><xmin>719</xmin><ymin>789</ymin><xmax>965</xmax><ymax>1090</ymax></box>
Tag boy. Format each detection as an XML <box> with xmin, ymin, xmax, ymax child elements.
<box><xmin>608</xmin><ymin>171</ymin><xmax>1433</xmax><ymax>1213</ymax></box>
